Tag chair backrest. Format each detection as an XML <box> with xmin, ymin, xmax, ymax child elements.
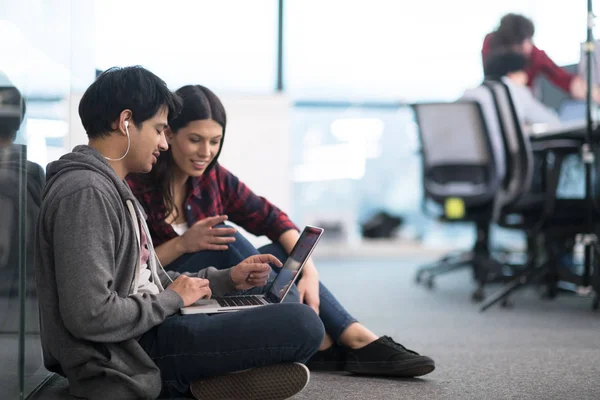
<box><xmin>460</xmin><ymin>84</ymin><xmax>507</xmax><ymax>181</ymax></box>
<box><xmin>411</xmin><ymin>101</ymin><xmax>502</xmax><ymax>207</ymax></box>
<box><xmin>483</xmin><ymin>80</ymin><xmax>534</xmax><ymax>207</ymax></box>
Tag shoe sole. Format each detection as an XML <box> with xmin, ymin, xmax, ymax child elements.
<box><xmin>190</xmin><ymin>362</ymin><xmax>310</xmax><ymax>400</ymax></box>
<box><xmin>346</xmin><ymin>358</ymin><xmax>435</xmax><ymax>377</ymax></box>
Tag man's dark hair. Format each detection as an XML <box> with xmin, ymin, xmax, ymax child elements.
<box><xmin>0</xmin><ymin>86</ymin><xmax>26</xmax><ymax>141</ymax></box>
<box><xmin>490</xmin><ymin>13</ymin><xmax>535</xmax><ymax>49</ymax></box>
<box><xmin>79</xmin><ymin>66</ymin><xmax>182</xmax><ymax>139</ymax></box>
<box><xmin>484</xmin><ymin>51</ymin><xmax>528</xmax><ymax>80</ymax></box>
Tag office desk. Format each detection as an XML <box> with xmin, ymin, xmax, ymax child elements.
<box><xmin>527</xmin><ymin>120</ymin><xmax>599</xmax><ymax>142</ymax></box>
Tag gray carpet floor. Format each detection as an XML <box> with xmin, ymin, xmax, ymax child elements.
<box><xmin>28</xmin><ymin>257</ymin><xmax>600</xmax><ymax>400</ymax></box>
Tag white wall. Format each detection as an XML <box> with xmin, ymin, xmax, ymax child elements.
<box><xmin>68</xmin><ymin>92</ymin><xmax>87</xmax><ymax>150</ymax></box>
<box><xmin>218</xmin><ymin>94</ymin><xmax>292</xmax><ymax>246</ymax></box>
<box><xmin>218</xmin><ymin>95</ymin><xmax>291</xmax><ymax>215</ymax></box>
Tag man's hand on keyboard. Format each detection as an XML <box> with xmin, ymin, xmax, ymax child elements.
<box><xmin>168</xmin><ymin>275</ymin><xmax>212</xmax><ymax>306</ymax></box>
<box><xmin>231</xmin><ymin>254</ymin><xmax>282</xmax><ymax>290</ymax></box>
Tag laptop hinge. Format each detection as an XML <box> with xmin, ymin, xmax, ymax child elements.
<box><xmin>265</xmin><ymin>291</ymin><xmax>279</xmax><ymax>303</ymax></box>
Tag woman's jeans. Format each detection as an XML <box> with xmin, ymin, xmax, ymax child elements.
<box><xmin>138</xmin><ymin>303</ymin><xmax>324</xmax><ymax>397</ymax></box>
<box><xmin>168</xmin><ymin>229</ymin><xmax>358</xmax><ymax>344</ymax></box>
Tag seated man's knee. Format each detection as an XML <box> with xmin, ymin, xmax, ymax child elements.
<box><xmin>277</xmin><ymin>303</ymin><xmax>325</xmax><ymax>353</ymax></box>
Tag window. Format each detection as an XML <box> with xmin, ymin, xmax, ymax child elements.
<box><xmin>94</xmin><ymin>0</ymin><xmax>278</xmax><ymax>92</ymax></box>
<box><xmin>285</xmin><ymin>0</ymin><xmax>588</xmax><ymax>101</ymax></box>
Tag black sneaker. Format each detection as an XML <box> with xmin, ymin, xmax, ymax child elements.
<box><xmin>190</xmin><ymin>362</ymin><xmax>310</xmax><ymax>400</ymax></box>
<box><xmin>306</xmin><ymin>344</ymin><xmax>346</xmax><ymax>371</ymax></box>
<box><xmin>345</xmin><ymin>336</ymin><xmax>435</xmax><ymax>377</ymax></box>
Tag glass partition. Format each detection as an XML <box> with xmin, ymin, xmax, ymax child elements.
<box><xmin>0</xmin><ymin>144</ymin><xmax>32</xmax><ymax>400</ymax></box>
<box><xmin>1</xmin><ymin>0</ymin><xmax>95</xmax><ymax>398</ymax></box>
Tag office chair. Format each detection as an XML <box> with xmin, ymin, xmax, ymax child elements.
<box><xmin>479</xmin><ymin>79</ymin><xmax>595</xmax><ymax>310</ymax></box>
<box><xmin>412</xmin><ymin>101</ymin><xmax>509</xmax><ymax>301</ymax></box>
<box><xmin>413</xmin><ymin>82</ymin><xmax>590</xmax><ymax>304</ymax></box>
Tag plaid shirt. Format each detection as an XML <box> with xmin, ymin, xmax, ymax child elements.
<box><xmin>126</xmin><ymin>163</ymin><xmax>298</xmax><ymax>247</ymax></box>
<box><xmin>482</xmin><ymin>33</ymin><xmax>575</xmax><ymax>93</ymax></box>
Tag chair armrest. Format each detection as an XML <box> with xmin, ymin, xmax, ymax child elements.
<box><xmin>530</xmin><ymin>139</ymin><xmax>582</xmax><ymax>153</ymax></box>
<box><xmin>536</xmin><ymin>147</ymin><xmax>578</xmax><ymax>228</ymax></box>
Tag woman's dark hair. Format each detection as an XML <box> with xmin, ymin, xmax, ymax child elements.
<box><xmin>79</xmin><ymin>66</ymin><xmax>182</xmax><ymax>139</ymax></box>
<box><xmin>484</xmin><ymin>51</ymin><xmax>528</xmax><ymax>80</ymax></box>
<box><xmin>148</xmin><ymin>84</ymin><xmax>227</xmax><ymax>221</ymax></box>
<box><xmin>490</xmin><ymin>13</ymin><xmax>535</xmax><ymax>49</ymax></box>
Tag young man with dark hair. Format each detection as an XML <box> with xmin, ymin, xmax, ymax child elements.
<box><xmin>35</xmin><ymin>66</ymin><xmax>324</xmax><ymax>400</ymax></box>
<box><xmin>484</xmin><ymin>51</ymin><xmax>561</xmax><ymax>127</ymax></box>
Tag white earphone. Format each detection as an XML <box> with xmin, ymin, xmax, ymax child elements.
<box><xmin>104</xmin><ymin>120</ymin><xmax>131</xmax><ymax>161</ymax></box>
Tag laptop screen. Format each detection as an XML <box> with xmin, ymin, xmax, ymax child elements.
<box><xmin>265</xmin><ymin>226</ymin><xmax>323</xmax><ymax>302</ymax></box>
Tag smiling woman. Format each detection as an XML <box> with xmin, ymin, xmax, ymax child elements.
<box><xmin>169</xmin><ymin>120</ymin><xmax>223</xmax><ymax>178</ymax></box>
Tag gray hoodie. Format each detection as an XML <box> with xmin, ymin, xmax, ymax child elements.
<box><xmin>35</xmin><ymin>145</ymin><xmax>237</xmax><ymax>399</ymax></box>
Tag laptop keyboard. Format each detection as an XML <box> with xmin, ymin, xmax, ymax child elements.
<box><xmin>215</xmin><ymin>296</ymin><xmax>266</xmax><ymax>307</ymax></box>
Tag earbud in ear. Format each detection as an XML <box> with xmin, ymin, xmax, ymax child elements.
<box><xmin>124</xmin><ymin>120</ymin><xmax>129</xmax><ymax>128</ymax></box>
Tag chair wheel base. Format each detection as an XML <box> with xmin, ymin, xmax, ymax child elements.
<box><xmin>425</xmin><ymin>277</ymin><xmax>435</xmax><ymax>289</ymax></box>
<box><xmin>540</xmin><ymin>285</ymin><xmax>557</xmax><ymax>300</ymax></box>
<box><xmin>471</xmin><ymin>288</ymin><xmax>485</xmax><ymax>302</ymax></box>
<box><xmin>501</xmin><ymin>298</ymin><xmax>514</xmax><ymax>308</ymax></box>
<box><xmin>415</xmin><ymin>272</ymin><xmax>423</xmax><ymax>284</ymax></box>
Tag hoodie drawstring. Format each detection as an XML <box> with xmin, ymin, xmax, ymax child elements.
<box><xmin>126</xmin><ymin>199</ymin><xmax>165</xmax><ymax>295</ymax></box>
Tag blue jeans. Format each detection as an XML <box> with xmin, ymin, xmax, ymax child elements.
<box><xmin>139</xmin><ymin>303</ymin><xmax>324</xmax><ymax>398</ymax></box>
<box><xmin>169</xmin><ymin>230</ymin><xmax>358</xmax><ymax>343</ymax></box>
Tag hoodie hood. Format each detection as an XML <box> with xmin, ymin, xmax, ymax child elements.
<box><xmin>44</xmin><ymin>145</ymin><xmax>136</xmax><ymax>204</ymax></box>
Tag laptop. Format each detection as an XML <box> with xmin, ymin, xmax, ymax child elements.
<box><xmin>180</xmin><ymin>225</ymin><xmax>324</xmax><ymax>314</ymax></box>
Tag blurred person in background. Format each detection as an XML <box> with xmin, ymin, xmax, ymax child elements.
<box><xmin>482</xmin><ymin>13</ymin><xmax>600</xmax><ymax>103</ymax></box>
<box><xmin>484</xmin><ymin>51</ymin><xmax>561</xmax><ymax>127</ymax></box>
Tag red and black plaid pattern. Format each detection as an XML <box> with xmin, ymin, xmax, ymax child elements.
<box><xmin>126</xmin><ymin>163</ymin><xmax>297</xmax><ymax>247</ymax></box>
